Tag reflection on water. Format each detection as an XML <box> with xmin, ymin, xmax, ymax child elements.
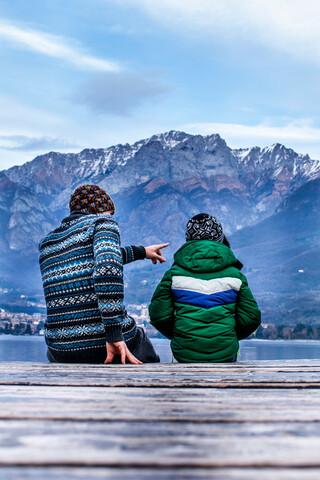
<box><xmin>153</xmin><ymin>339</ymin><xmax>320</xmax><ymax>363</ymax></box>
<box><xmin>0</xmin><ymin>336</ymin><xmax>48</xmax><ymax>363</ymax></box>
<box><xmin>239</xmin><ymin>339</ymin><xmax>320</xmax><ymax>362</ymax></box>
<box><xmin>0</xmin><ymin>336</ymin><xmax>319</xmax><ymax>363</ymax></box>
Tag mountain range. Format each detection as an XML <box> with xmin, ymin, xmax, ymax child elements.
<box><xmin>0</xmin><ymin>131</ymin><xmax>319</xmax><ymax>324</ymax></box>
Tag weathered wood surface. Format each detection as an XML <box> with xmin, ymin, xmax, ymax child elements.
<box><xmin>1</xmin><ymin>386</ymin><xmax>320</xmax><ymax>422</ymax></box>
<box><xmin>1</xmin><ymin>419</ymin><xmax>320</xmax><ymax>467</ymax></box>
<box><xmin>1</xmin><ymin>360</ymin><xmax>320</xmax><ymax>479</ymax></box>
<box><xmin>1</xmin><ymin>361</ymin><xmax>320</xmax><ymax>387</ymax></box>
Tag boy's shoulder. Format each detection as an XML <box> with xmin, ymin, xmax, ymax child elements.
<box><xmin>170</xmin><ymin>262</ymin><xmax>245</xmax><ymax>279</ymax></box>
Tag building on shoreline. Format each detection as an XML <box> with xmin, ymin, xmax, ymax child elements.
<box><xmin>0</xmin><ymin>310</ymin><xmax>46</xmax><ymax>335</ymax></box>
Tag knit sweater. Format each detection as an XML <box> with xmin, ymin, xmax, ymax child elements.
<box><xmin>39</xmin><ymin>212</ymin><xmax>145</xmax><ymax>361</ymax></box>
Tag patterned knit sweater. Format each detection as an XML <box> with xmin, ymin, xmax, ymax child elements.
<box><xmin>39</xmin><ymin>212</ymin><xmax>145</xmax><ymax>361</ymax></box>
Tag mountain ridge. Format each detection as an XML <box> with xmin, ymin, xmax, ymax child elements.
<box><xmin>3</xmin><ymin>131</ymin><xmax>319</xmax><ymax>194</ymax></box>
<box><xmin>0</xmin><ymin>130</ymin><xmax>319</xmax><ymax>323</ymax></box>
<box><xmin>2</xmin><ymin>130</ymin><xmax>319</xmax><ymax>239</ymax></box>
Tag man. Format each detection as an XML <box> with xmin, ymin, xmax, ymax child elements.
<box><xmin>39</xmin><ymin>184</ymin><xmax>169</xmax><ymax>364</ymax></box>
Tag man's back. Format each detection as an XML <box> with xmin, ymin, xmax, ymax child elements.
<box><xmin>39</xmin><ymin>211</ymin><xmax>137</xmax><ymax>362</ymax></box>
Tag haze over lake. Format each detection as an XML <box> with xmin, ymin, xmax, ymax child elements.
<box><xmin>0</xmin><ymin>336</ymin><xmax>319</xmax><ymax>363</ymax></box>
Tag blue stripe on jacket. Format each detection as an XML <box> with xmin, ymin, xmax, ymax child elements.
<box><xmin>172</xmin><ymin>288</ymin><xmax>238</xmax><ymax>309</ymax></box>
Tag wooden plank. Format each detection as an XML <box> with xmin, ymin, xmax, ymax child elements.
<box><xmin>3</xmin><ymin>361</ymin><xmax>320</xmax><ymax>378</ymax></box>
<box><xmin>2</xmin><ymin>360</ymin><xmax>320</xmax><ymax>372</ymax></box>
<box><xmin>1</xmin><ymin>362</ymin><xmax>320</xmax><ymax>387</ymax></box>
<box><xmin>2</xmin><ymin>360</ymin><xmax>320</xmax><ymax>369</ymax></box>
<box><xmin>0</xmin><ymin>419</ymin><xmax>320</xmax><ymax>467</ymax></box>
<box><xmin>1</xmin><ymin>386</ymin><xmax>320</xmax><ymax>422</ymax></box>
<box><xmin>1</xmin><ymin>467</ymin><xmax>320</xmax><ymax>480</ymax></box>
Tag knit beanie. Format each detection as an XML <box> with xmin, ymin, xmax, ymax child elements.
<box><xmin>185</xmin><ymin>213</ymin><xmax>224</xmax><ymax>242</ymax></box>
<box><xmin>69</xmin><ymin>184</ymin><xmax>115</xmax><ymax>215</ymax></box>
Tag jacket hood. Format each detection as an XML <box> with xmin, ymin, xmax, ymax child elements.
<box><xmin>173</xmin><ymin>240</ymin><xmax>239</xmax><ymax>273</ymax></box>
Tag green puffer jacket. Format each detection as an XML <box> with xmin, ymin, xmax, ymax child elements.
<box><xmin>149</xmin><ymin>240</ymin><xmax>261</xmax><ymax>363</ymax></box>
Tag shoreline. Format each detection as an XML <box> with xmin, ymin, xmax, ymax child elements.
<box><xmin>1</xmin><ymin>335</ymin><xmax>320</xmax><ymax>343</ymax></box>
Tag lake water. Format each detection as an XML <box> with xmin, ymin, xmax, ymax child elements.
<box><xmin>0</xmin><ymin>336</ymin><xmax>320</xmax><ymax>363</ymax></box>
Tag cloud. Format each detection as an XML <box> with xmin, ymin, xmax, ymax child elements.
<box><xmin>110</xmin><ymin>0</ymin><xmax>320</xmax><ymax>66</ymax></box>
<box><xmin>0</xmin><ymin>18</ymin><xmax>120</xmax><ymax>71</ymax></box>
<box><xmin>182</xmin><ymin>120</ymin><xmax>320</xmax><ymax>157</ymax></box>
<box><xmin>72</xmin><ymin>71</ymin><xmax>172</xmax><ymax>115</ymax></box>
<box><xmin>0</xmin><ymin>96</ymin><xmax>64</xmax><ymax>131</ymax></box>
<box><xmin>0</xmin><ymin>134</ymin><xmax>79</xmax><ymax>152</ymax></box>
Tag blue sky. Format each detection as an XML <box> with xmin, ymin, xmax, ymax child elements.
<box><xmin>0</xmin><ymin>0</ymin><xmax>320</xmax><ymax>169</ymax></box>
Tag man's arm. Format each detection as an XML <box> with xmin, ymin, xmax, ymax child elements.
<box><xmin>93</xmin><ymin>218</ymin><xmax>142</xmax><ymax>364</ymax></box>
<box><xmin>93</xmin><ymin>218</ymin><xmax>126</xmax><ymax>343</ymax></box>
<box><xmin>121</xmin><ymin>244</ymin><xmax>169</xmax><ymax>265</ymax></box>
<box><xmin>149</xmin><ymin>270</ymin><xmax>175</xmax><ymax>339</ymax></box>
<box><xmin>121</xmin><ymin>246</ymin><xmax>145</xmax><ymax>265</ymax></box>
<box><xmin>235</xmin><ymin>275</ymin><xmax>261</xmax><ymax>340</ymax></box>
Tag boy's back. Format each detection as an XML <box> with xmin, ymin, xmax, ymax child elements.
<box><xmin>149</xmin><ymin>215</ymin><xmax>261</xmax><ymax>363</ymax></box>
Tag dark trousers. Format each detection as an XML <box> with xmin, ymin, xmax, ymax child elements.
<box><xmin>47</xmin><ymin>327</ymin><xmax>160</xmax><ymax>364</ymax></box>
<box><xmin>112</xmin><ymin>327</ymin><xmax>160</xmax><ymax>364</ymax></box>
<box><xmin>225</xmin><ymin>354</ymin><xmax>237</xmax><ymax>363</ymax></box>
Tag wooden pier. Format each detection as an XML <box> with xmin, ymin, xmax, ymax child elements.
<box><xmin>0</xmin><ymin>360</ymin><xmax>320</xmax><ymax>479</ymax></box>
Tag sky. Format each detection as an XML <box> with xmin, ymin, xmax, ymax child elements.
<box><xmin>0</xmin><ymin>0</ymin><xmax>320</xmax><ymax>170</ymax></box>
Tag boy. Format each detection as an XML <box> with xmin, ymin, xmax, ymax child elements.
<box><xmin>149</xmin><ymin>213</ymin><xmax>261</xmax><ymax>362</ymax></box>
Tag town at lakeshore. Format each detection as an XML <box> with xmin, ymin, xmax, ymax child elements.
<box><xmin>0</xmin><ymin>305</ymin><xmax>319</xmax><ymax>340</ymax></box>
<box><xmin>0</xmin><ymin>303</ymin><xmax>164</xmax><ymax>338</ymax></box>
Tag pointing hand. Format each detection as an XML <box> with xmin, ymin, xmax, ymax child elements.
<box><xmin>145</xmin><ymin>243</ymin><xmax>170</xmax><ymax>264</ymax></box>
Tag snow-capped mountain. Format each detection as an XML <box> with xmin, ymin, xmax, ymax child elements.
<box><xmin>0</xmin><ymin>130</ymin><xmax>319</xmax><ymax>316</ymax></box>
<box><xmin>5</xmin><ymin>131</ymin><xmax>319</xmax><ymax>197</ymax></box>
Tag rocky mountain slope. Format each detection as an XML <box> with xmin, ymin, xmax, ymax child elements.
<box><xmin>231</xmin><ymin>177</ymin><xmax>320</xmax><ymax>324</ymax></box>
<box><xmin>0</xmin><ymin>130</ymin><xmax>319</xmax><ymax>320</ymax></box>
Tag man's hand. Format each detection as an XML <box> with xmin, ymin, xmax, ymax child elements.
<box><xmin>145</xmin><ymin>243</ymin><xmax>169</xmax><ymax>264</ymax></box>
<box><xmin>105</xmin><ymin>341</ymin><xmax>142</xmax><ymax>365</ymax></box>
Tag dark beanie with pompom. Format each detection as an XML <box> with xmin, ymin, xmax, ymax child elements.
<box><xmin>185</xmin><ymin>213</ymin><xmax>224</xmax><ymax>242</ymax></box>
<box><xmin>69</xmin><ymin>184</ymin><xmax>115</xmax><ymax>215</ymax></box>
